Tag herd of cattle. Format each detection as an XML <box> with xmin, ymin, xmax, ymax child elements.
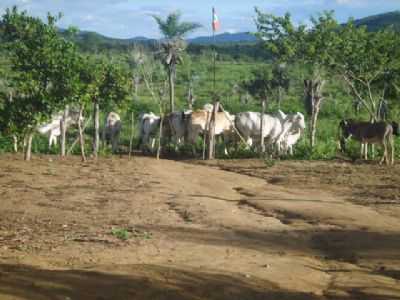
<box><xmin>32</xmin><ymin>103</ymin><xmax>399</xmax><ymax>165</ymax></box>
<box><xmin>138</xmin><ymin>104</ymin><xmax>306</xmax><ymax>156</ymax></box>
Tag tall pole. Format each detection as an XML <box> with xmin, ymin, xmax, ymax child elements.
<box><xmin>208</xmin><ymin>7</ymin><xmax>220</xmax><ymax>160</ymax></box>
<box><xmin>213</xmin><ymin>26</ymin><xmax>216</xmax><ymax>92</ymax></box>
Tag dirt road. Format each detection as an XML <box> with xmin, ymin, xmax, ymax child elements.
<box><xmin>0</xmin><ymin>155</ymin><xmax>399</xmax><ymax>299</ymax></box>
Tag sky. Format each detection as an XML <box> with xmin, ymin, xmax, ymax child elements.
<box><xmin>0</xmin><ymin>0</ymin><xmax>399</xmax><ymax>39</ymax></box>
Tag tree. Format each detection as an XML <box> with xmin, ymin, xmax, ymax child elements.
<box><xmin>271</xmin><ymin>63</ymin><xmax>290</xmax><ymax>109</ymax></box>
<box><xmin>1</xmin><ymin>7</ymin><xmax>81</xmax><ymax>160</ymax></box>
<box><xmin>153</xmin><ymin>11</ymin><xmax>201</xmax><ymax>112</ymax></box>
<box><xmin>80</xmin><ymin>55</ymin><xmax>130</xmax><ymax>158</ymax></box>
<box><xmin>255</xmin><ymin>9</ymin><xmax>340</xmax><ymax>148</ymax></box>
<box><xmin>331</xmin><ymin>22</ymin><xmax>400</xmax><ymax>121</ymax></box>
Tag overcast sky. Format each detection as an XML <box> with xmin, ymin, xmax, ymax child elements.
<box><xmin>0</xmin><ymin>0</ymin><xmax>399</xmax><ymax>39</ymax></box>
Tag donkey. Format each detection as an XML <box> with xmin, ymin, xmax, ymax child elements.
<box><xmin>339</xmin><ymin>119</ymin><xmax>396</xmax><ymax>165</ymax></box>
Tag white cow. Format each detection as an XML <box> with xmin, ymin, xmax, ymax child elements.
<box><xmin>37</xmin><ymin>109</ymin><xmax>81</xmax><ymax>149</ymax></box>
<box><xmin>138</xmin><ymin>112</ymin><xmax>161</xmax><ymax>152</ymax></box>
<box><xmin>275</xmin><ymin>110</ymin><xmax>306</xmax><ymax>155</ymax></box>
<box><xmin>235</xmin><ymin>112</ymin><xmax>283</xmax><ymax>149</ymax></box>
<box><xmin>104</xmin><ymin>112</ymin><xmax>122</xmax><ymax>153</ymax></box>
<box><xmin>235</xmin><ymin>111</ymin><xmax>305</xmax><ymax>154</ymax></box>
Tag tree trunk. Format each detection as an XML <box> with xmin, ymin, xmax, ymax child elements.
<box><xmin>169</xmin><ymin>65</ymin><xmax>175</xmax><ymax>112</ymax></box>
<box><xmin>78</xmin><ymin>106</ymin><xmax>86</xmax><ymax>162</ymax></box>
<box><xmin>310</xmin><ymin>102</ymin><xmax>321</xmax><ymax>148</ymax></box>
<box><xmin>278</xmin><ymin>86</ymin><xmax>282</xmax><ymax>110</ymax></box>
<box><xmin>260</xmin><ymin>98</ymin><xmax>266</xmax><ymax>154</ymax></box>
<box><xmin>304</xmin><ymin>79</ymin><xmax>325</xmax><ymax>148</ymax></box>
<box><xmin>134</xmin><ymin>75</ymin><xmax>140</xmax><ymax>96</ymax></box>
<box><xmin>13</xmin><ymin>135</ymin><xmax>18</xmax><ymax>153</ymax></box>
<box><xmin>129</xmin><ymin>112</ymin><xmax>135</xmax><ymax>160</ymax></box>
<box><xmin>60</xmin><ymin>105</ymin><xmax>69</xmax><ymax>158</ymax></box>
<box><xmin>157</xmin><ymin>116</ymin><xmax>163</xmax><ymax>160</ymax></box>
<box><xmin>93</xmin><ymin>101</ymin><xmax>100</xmax><ymax>158</ymax></box>
<box><xmin>24</xmin><ymin>132</ymin><xmax>33</xmax><ymax>161</ymax></box>
<box><xmin>207</xmin><ymin>101</ymin><xmax>220</xmax><ymax>160</ymax></box>
<box><xmin>187</xmin><ymin>86</ymin><xmax>194</xmax><ymax>110</ymax></box>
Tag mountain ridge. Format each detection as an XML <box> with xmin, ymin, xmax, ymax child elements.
<box><xmin>65</xmin><ymin>10</ymin><xmax>400</xmax><ymax>49</ymax></box>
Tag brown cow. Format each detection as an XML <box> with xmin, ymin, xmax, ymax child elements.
<box><xmin>186</xmin><ymin>109</ymin><xmax>235</xmax><ymax>155</ymax></box>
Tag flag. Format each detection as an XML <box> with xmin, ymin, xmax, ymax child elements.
<box><xmin>212</xmin><ymin>7</ymin><xmax>220</xmax><ymax>32</ymax></box>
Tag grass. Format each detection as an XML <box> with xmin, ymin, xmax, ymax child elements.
<box><xmin>111</xmin><ymin>228</ymin><xmax>131</xmax><ymax>241</ymax></box>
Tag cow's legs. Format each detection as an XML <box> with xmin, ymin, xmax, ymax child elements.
<box><xmin>13</xmin><ymin>135</ymin><xmax>18</xmax><ymax>153</ymax></box>
<box><xmin>49</xmin><ymin>134</ymin><xmax>57</xmax><ymax>149</ymax></box>
<box><xmin>379</xmin><ymin>141</ymin><xmax>388</xmax><ymax>165</ymax></box>
<box><xmin>111</xmin><ymin>134</ymin><xmax>119</xmax><ymax>153</ymax></box>
<box><xmin>391</xmin><ymin>135</ymin><xmax>395</xmax><ymax>165</ymax></box>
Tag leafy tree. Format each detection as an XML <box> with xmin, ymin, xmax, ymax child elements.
<box><xmin>255</xmin><ymin>9</ymin><xmax>340</xmax><ymax>147</ymax></box>
<box><xmin>331</xmin><ymin>22</ymin><xmax>400</xmax><ymax>121</ymax></box>
<box><xmin>79</xmin><ymin>55</ymin><xmax>130</xmax><ymax>157</ymax></box>
<box><xmin>271</xmin><ymin>63</ymin><xmax>290</xmax><ymax>109</ymax></box>
<box><xmin>0</xmin><ymin>7</ymin><xmax>81</xmax><ymax>160</ymax></box>
<box><xmin>153</xmin><ymin>11</ymin><xmax>201</xmax><ymax>112</ymax></box>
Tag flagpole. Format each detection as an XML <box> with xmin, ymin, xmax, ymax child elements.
<box><xmin>212</xmin><ymin>7</ymin><xmax>216</xmax><ymax>93</ymax></box>
<box><xmin>208</xmin><ymin>7</ymin><xmax>219</xmax><ymax>160</ymax></box>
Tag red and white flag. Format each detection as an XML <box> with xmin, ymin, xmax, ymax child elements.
<box><xmin>212</xmin><ymin>7</ymin><xmax>220</xmax><ymax>32</ymax></box>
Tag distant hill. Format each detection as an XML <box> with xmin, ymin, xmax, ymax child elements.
<box><xmin>353</xmin><ymin>11</ymin><xmax>400</xmax><ymax>31</ymax></box>
<box><xmin>188</xmin><ymin>32</ymin><xmax>257</xmax><ymax>45</ymax></box>
<box><xmin>66</xmin><ymin>10</ymin><xmax>400</xmax><ymax>51</ymax></box>
<box><xmin>65</xmin><ymin>30</ymin><xmax>257</xmax><ymax>49</ymax></box>
<box><xmin>2</xmin><ymin>10</ymin><xmax>400</xmax><ymax>52</ymax></box>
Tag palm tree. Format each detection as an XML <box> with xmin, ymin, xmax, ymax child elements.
<box><xmin>153</xmin><ymin>11</ymin><xmax>201</xmax><ymax>112</ymax></box>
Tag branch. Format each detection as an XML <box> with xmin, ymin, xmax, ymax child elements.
<box><xmin>342</xmin><ymin>74</ymin><xmax>375</xmax><ymax>118</ymax></box>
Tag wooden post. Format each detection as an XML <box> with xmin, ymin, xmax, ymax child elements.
<box><xmin>260</xmin><ymin>98</ymin><xmax>266</xmax><ymax>154</ymax></box>
<box><xmin>157</xmin><ymin>116</ymin><xmax>163</xmax><ymax>160</ymax></box>
<box><xmin>129</xmin><ymin>112</ymin><xmax>135</xmax><ymax>160</ymax></box>
<box><xmin>78</xmin><ymin>106</ymin><xmax>86</xmax><ymax>162</ymax></box>
<box><xmin>93</xmin><ymin>101</ymin><xmax>100</xmax><ymax>158</ymax></box>
<box><xmin>24</xmin><ymin>132</ymin><xmax>33</xmax><ymax>161</ymax></box>
<box><xmin>60</xmin><ymin>105</ymin><xmax>69</xmax><ymax>158</ymax></box>
<box><xmin>207</xmin><ymin>101</ymin><xmax>220</xmax><ymax>160</ymax></box>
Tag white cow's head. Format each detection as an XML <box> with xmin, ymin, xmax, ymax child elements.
<box><xmin>293</xmin><ymin>112</ymin><xmax>306</xmax><ymax>131</ymax></box>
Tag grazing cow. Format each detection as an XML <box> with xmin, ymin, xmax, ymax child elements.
<box><xmin>339</xmin><ymin>119</ymin><xmax>395</xmax><ymax>165</ymax></box>
<box><xmin>104</xmin><ymin>112</ymin><xmax>122</xmax><ymax>153</ymax></box>
<box><xmin>37</xmin><ymin>109</ymin><xmax>81</xmax><ymax>149</ymax></box>
<box><xmin>138</xmin><ymin>112</ymin><xmax>161</xmax><ymax>152</ymax></box>
<box><xmin>186</xmin><ymin>108</ymin><xmax>235</xmax><ymax>155</ymax></box>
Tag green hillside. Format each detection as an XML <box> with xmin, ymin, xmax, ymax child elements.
<box><xmin>354</xmin><ymin>10</ymin><xmax>400</xmax><ymax>31</ymax></box>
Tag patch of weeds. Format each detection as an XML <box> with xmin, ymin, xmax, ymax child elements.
<box><xmin>264</xmin><ymin>158</ymin><xmax>276</xmax><ymax>168</ymax></box>
<box><xmin>181</xmin><ymin>210</ymin><xmax>193</xmax><ymax>223</ymax></box>
<box><xmin>131</xmin><ymin>228</ymin><xmax>153</xmax><ymax>239</ymax></box>
<box><xmin>111</xmin><ymin>228</ymin><xmax>130</xmax><ymax>240</ymax></box>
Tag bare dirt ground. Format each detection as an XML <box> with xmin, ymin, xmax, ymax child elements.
<box><xmin>0</xmin><ymin>154</ymin><xmax>399</xmax><ymax>300</ymax></box>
